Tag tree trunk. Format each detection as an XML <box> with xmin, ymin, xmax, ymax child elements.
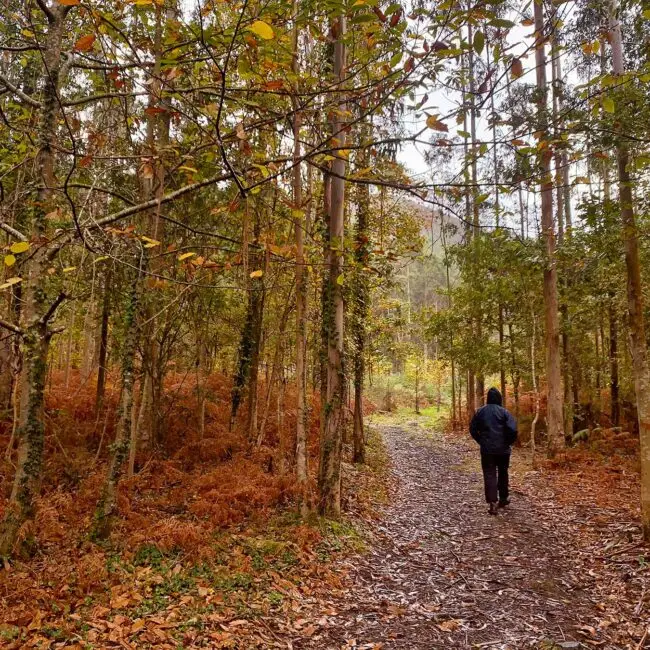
<box><xmin>258</xmin><ymin>286</ymin><xmax>294</xmax><ymax>449</ymax></box>
<box><xmin>467</xmin><ymin>370</ymin><xmax>475</xmax><ymax>417</ymax></box>
<box><xmin>135</xmin><ymin>5</ymin><xmax>171</xmax><ymax>452</ymax></box>
<box><xmin>468</xmin><ymin>24</ymin><xmax>484</xmax><ymax>407</ymax></box>
<box><xmin>318</xmin><ymin>17</ymin><xmax>346</xmax><ymax>517</ymax></box>
<box><xmin>507</xmin><ymin>321</ymin><xmax>521</xmax><ymax>420</ymax></box>
<box><xmin>0</xmin><ymin>4</ymin><xmax>71</xmax><ymax>558</ymax></box>
<box><xmin>230</xmin><ymin>239</ymin><xmax>265</xmax><ymax>436</ymax></box>
<box><xmin>534</xmin><ymin>0</ymin><xmax>564</xmax><ymax>456</ymax></box>
<box><xmin>530</xmin><ymin>312</ymin><xmax>539</xmax><ymax>468</ymax></box>
<box><xmin>95</xmin><ymin>266</ymin><xmax>112</xmax><ymax>413</ymax></box>
<box><xmin>608</xmin><ymin>0</ymin><xmax>650</xmax><ymax>538</ymax></box>
<box><xmin>292</xmin><ymin>3</ymin><xmax>310</xmax><ymax>493</ymax></box>
<box><xmin>609</xmin><ymin>302</ymin><xmax>620</xmax><ymax>427</ymax></box>
<box><xmin>92</xmin><ymin>261</ymin><xmax>141</xmax><ymax>540</ymax></box>
<box><xmin>498</xmin><ymin>305</ymin><xmax>506</xmax><ymax>407</ymax></box>
<box><xmin>352</xmin><ymin>124</ymin><xmax>370</xmax><ymax>464</ymax></box>
<box><xmin>0</xmin><ymin>331</ymin><xmax>49</xmax><ymax>557</ymax></box>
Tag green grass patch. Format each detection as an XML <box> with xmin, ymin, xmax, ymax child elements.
<box><xmin>368</xmin><ymin>404</ymin><xmax>448</xmax><ymax>430</ymax></box>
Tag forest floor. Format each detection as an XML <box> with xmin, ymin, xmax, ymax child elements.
<box><xmin>269</xmin><ymin>416</ymin><xmax>649</xmax><ymax>650</ymax></box>
<box><xmin>2</xmin><ymin>411</ymin><xmax>649</xmax><ymax>649</ymax></box>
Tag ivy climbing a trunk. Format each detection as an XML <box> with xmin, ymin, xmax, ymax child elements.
<box><xmin>318</xmin><ymin>14</ymin><xmax>346</xmax><ymax>517</ymax></box>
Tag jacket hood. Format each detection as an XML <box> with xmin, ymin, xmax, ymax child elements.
<box><xmin>486</xmin><ymin>387</ymin><xmax>502</xmax><ymax>405</ymax></box>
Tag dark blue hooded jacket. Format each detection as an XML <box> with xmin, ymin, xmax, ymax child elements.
<box><xmin>470</xmin><ymin>387</ymin><xmax>518</xmax><ymax>454</ymax></box>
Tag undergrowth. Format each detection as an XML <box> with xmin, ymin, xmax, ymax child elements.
<box><xmin>0</xmin><ymin>371</ymin><xmax>390</xmax><ymax>648</ymax></box>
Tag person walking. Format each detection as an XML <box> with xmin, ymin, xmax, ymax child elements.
<box><xmin>470</xmin><ymin>387</ymin><xmax>518</xmax><ymax>515</ymax></box>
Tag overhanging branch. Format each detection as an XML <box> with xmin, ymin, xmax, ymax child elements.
<box><xmin>0</xmin><ymin>223</ymin><xmax>28</xmax><ymax>242</ymax></box>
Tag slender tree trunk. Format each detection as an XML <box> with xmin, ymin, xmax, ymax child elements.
<box><xmin>81</xmin><ymin>270</ymin><xmax>98</xmax><ymax>384</ymax></box>
<box><xmin>468</xmin><ymin>24</ymin><xmax>484</xmax><ymax>406</ymax></box>
<box><xmin>551</xmin><ymin>18</ymin><xmax>573</xmax><ymax>439</ymax></box>
<box><xmin>318</xmin><ymin>17</ymin><xmax>346</xmax><ymax>517</ymax></box>
<box><xmin>441</xmin><ymin>211</ymin><xmax>456</xmax><ymax>424</ymax></box>
<box><xmin>352</xmin><ymin>124</ymin><xmax>370</xmax><ymax>464</ymax></box>
<box><xmin>450</xmin><ymin>359</ymin><xmax>456</xmax><ymax>424</ymax></box>
<box><xmin>461</xmin><ymin>48</ymin><xmax>476</xmax><ymax>416</ymax></box>
<box><xmin>245</xmin><ymin>287</ymin><xmax>264</xmax><ymax>441</ymax></box>
<box><xmin>92</xmin><ymin>260</ymin><xmax>141</xmax><ymax>539</ymax></box>
<box><xmin>0</xmin><ymin>5</ymin><xmax>71</xmax><ymax>558</ymax></box>
<box><xmin>609</xmin><ymin>303</ymin><xmax>620</xmax><ymax>427</ymax></box>
<box><xmin>507</xmin><ymin>320</ymin><xmax>521</xmax><ymax>420</ymax></box>
<box><xmin>534</xmin><ymin>0</ymin><xmax>564</xmax><ymax>456</ymax></box>
<box><xmin>95</xmin><ymin>266</ymin><xmax>112</xmax><ymax>413</ymax></box>
<box><xmin>258</xmin><ymin>287</ymin><xmax>294</xmax><ymax>449</ymax></box>
<box><xmin>498</xmin><ymin>305</ymin><xmax>506</xmax><ymax>407</ymax></box>
<box><xmin>608</xmin><ymin>0</ymin><xmax>650</xmax><ymax>538</ymax></box>
<box><xmin>320</xmin><ymin>172</ymin><xmax>332</xmax><ymax>436</ymax></box>
<box><xmin>530</xmin><ymin>312</ymin><xmax>539</xmax><ymax>468</ymax></box>
<box><xmin>230</xmin><ymin>232</ymin><xmax>265</xmax><ymax>436</ymax></box>
<box><xmin>292</xmin><ymin>6</ymin><xmax>310</xmax><ymax>493</ymax></box>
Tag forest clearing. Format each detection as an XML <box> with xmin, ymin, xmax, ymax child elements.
<box><xmin>1</xmin><ymin>0</ymin><xmax>650</xmax><ymax>647</ymax></box>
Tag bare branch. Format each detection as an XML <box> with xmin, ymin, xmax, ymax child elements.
<box><xmin>34</xmin><ymin>0</ymin><xmax>56</xmax><ymax>23</ymax></box>
<box><xmin>0</xmin><ymin>222</ymin><xmax>29</xmax><ymax>242</ymax></box>
<box><xmin>39</xmin><ymin>293</ymin><xmax>67</xmax><ymax>326</ymax></box>
<box><xmin>63</xmin><ymin>91</ymin><xmax>148</xmax><ymax>108</ymax></box>
<box><xmin>47</xmin><ymin>170</ymin><xmax>233</xmax><ymax>259</ymax></box>
<box><xmin>0</xmin><ymin>319</ymin><xmax>22</xmax><ymax>336</ymax></box>
<box><xmin>63</xmin><ymin>183</ymin><xmax>135</xmax><ymax>205</ymax></box>
<box><xmin>0</xmin><ymin>73</ymin><xmax>42</xmax><ymax>108</ymax></box>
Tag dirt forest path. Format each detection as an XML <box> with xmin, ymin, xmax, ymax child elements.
<box><xmin>287</xmin><ymin>421</ymin><xmax>649</xmax><ymax>650</ymax></box>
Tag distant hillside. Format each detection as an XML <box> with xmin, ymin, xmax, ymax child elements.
<box><xmin>401</xmin><ymin>199</ymin><xmax>465</xmax><ymax>256</ymax></box>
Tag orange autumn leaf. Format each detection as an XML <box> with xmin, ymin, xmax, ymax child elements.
<box><xmin>74</xmin><ymin>34</ymin><xmax>96</xmax><ymax>52</ymax></box>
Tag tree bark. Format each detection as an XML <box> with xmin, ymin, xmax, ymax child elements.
<box><xmin>230</xmin><ymin>226</ymin><xmax>265</xmax><ymax>437</ymax></box>
<box><xmin>609</xmin><ymin>303</ymin><xmax>620</xmax><ymax>427</ymax></box>
<box><xmin>92</xmin><ymin>259</ymin><xmax>141</xmax><ymax>540</ymax></box>
<box><xmin>608</xmin><ymin>0</ymin><xmax>650</xmax><ymax>538</ymax></box>
<box><xmin>95</xmin><ymin>266</ymin><xmax>112</xmax><ymax>413</ymax></box>
<box><xmin>0</xmin><ymin>4</ymin><xmax>71</xmax><ymax>558</ymax></box>
<box><xmin>352</xmin><ymin>123</ymin><xmax>370</xmax><ymax>464</ymax></box>
<box><xmin>534</xmin><ymin>0</ymin><xmax>564</xmax><ymax>456</ymax></box>
<box><xmin>292</xmin><ymin>4</ymin><xmax>309</xmax><ymax>493</ymax></box>
<box><xmin>318</xmin><ymin>16</ymin><xmax>346</xmax><ymax>517</ymax></box>
<box><xmin>468</xmin><ymin>24</ymin><xmax>484</xmax><ymax>407</ymax></box>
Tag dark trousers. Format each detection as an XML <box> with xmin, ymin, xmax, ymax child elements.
<box><xmin>481</xmin><ymin>452</ymin><xmax>510</xmax><ymax>504</ymax></box>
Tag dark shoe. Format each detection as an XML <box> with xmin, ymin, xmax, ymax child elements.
<box><xmin>488</xmin><ymin>502</ymin><xmax>499</xmax><ymax>516</ymax></box>
<box><xmin>498</xmin><ymin>499</ymin><xmax>510</xmax><ymax>508</ymax></box>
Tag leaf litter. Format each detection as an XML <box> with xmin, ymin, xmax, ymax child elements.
<box><xmin>1</xmin><ymin>406</ymin><xmax>649</xmax><ymax>648</ymax></box>
<box><xmin>267</xmin><ymin>421</ymin><xmax>649</xmax><ymax>649</ymax></box>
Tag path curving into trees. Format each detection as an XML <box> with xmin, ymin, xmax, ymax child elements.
<box><xmin>288</xmin><ymin>423</ymin><xmax>647</xmax><ymax>650</ymax></box>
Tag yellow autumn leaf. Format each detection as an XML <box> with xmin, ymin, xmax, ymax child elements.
<box><xmin>250</xmin><ymin>269</ymin><xmax>264</xmax><ymax>278</ymax></box>
<box><xmin>141</xmin><ymin>236</ymin><xmax>161</xmax><ymax>248</ymax></box>
<box><xmin>178</xmin><ymin>252</ymin><xmax>196</xmax><ymax>261</ymax></box>
<box><xmin>63</xmin><ymin>266</ymin><xmax>77</xmax><ymax>273</ymax></box>
<box><xmin>10</xmin><ymin>241</ymin><xmax>30</xmax><ymax>254</ymax></box>
<box><xmin>0</xmin><ymin>277</ymin><xmax>21</xmax><ymax>289</ymax></box>
<box><xmin>249</xmin><ymin>20</ymin><xmax>274</xmax><ymax>40</ymax></box>
<box><xmin>426</xmin><ymin>115</ymin><xmax>448</xmax><ymax>132</ymax></box>
<box><xmin>4</xmin><ymin>255</ymin><xmax>16</xmax><ymax>267</ymax></box>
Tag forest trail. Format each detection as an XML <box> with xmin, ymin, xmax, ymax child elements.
<box><xmin>288</xmin><ymin>421</ymin><xmax>648</xmax><ymax>650</ymax></box>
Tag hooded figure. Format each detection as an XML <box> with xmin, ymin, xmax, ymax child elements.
<box><xmin>470</xmin><ymin>387</ymin><xmax>518</xmax><ymax>515</ymax></box>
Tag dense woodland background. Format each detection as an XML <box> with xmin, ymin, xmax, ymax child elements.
<box><xmin>0</xmin><ymin>0</ymin><xmax>649</xmax><ymax>631</ymax></box>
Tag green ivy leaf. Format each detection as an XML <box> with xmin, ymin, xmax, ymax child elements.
<box><xmin>473</xmin><ymin>31</ymin><xmax>485</xmax><ymax>56</ymax></box>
